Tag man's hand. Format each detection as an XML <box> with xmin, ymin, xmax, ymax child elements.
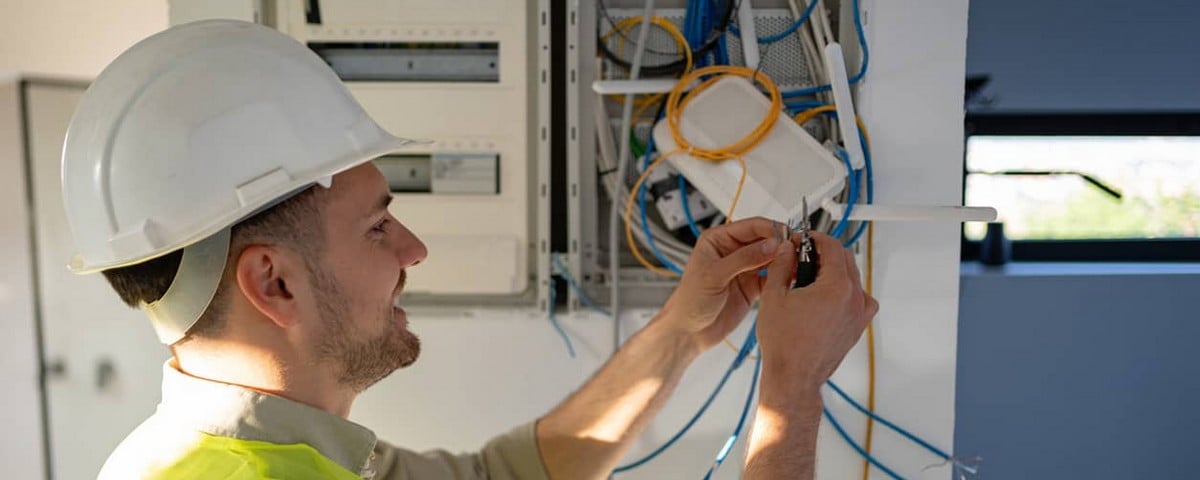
<box><xmin>657</xmin><ymin>217</ymin><xmax>783</xmax><ymax>353</ymax></box>
<box><xmin>744</xmin><ymin>232</ymin><xmax>878</xmax><ymax>480</ymax></box>
<box><xmin>759</xmin><ymin>231</ymin><xmax>878</xmax><ymax>391</ymax></box>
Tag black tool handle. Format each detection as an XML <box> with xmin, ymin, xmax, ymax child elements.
<box><xmin>793</xmin><ymin>244</ymin><xmax>818</xmax><ymax>289</ymax></box>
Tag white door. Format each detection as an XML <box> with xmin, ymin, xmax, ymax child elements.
<box><xmin>25</xmin><ymin>81</ymin><xmax>169</xmax><ymax>480</ymax></box>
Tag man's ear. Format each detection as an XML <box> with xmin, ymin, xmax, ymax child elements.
<box><xmin>234</xmin><ymin>245</ymin><xmax>305</xmax><ymax>329</ymax></box>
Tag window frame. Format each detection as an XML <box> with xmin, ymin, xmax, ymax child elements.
<box><xmin>962</xmin><ymin>112</ymin><xmax>1200</xmax><ymax>262</ymax></box>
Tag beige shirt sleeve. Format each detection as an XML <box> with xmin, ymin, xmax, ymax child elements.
<box><xmin>371</xmin><ymin>422</ymin><xmax>550</xmax><ymax>480</ymax></box>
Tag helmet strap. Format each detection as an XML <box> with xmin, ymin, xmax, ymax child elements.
<box><xmin>141</xmin><ymin>228</ymin><xmax>232</xmax><ymax>345</ymax></box>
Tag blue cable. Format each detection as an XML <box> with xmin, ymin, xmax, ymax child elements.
<box><xmin>679</xmin><ymin>176</ymin><xmax>704</xmax><ymax>239</ymax></box>
<box><xmin>846</xmin><ymin>128</ymin><xmax>874</xmax><ymax>247</ymax></box>
<box><xmin>703</xmin><ymin>349</ymin><xmax>762</xmax><ymax>480</ymax></box>
<box><xmin>830</xmin><ymin>148</ymin><xmax>858</xmax><ymax>238</ymax></box>
<box><xmin>727</xmin><ymin>0</ymin><xmax>819</xmax><ymax>45</ymax></box>
<box><xmin>701</xmin><ymin>0</ymin><xmax>717</xmax><ymax>66</ymax></box>
<box><xmin>825</xmin><ymin>380</ymin><xmax>952</xmax><ymax>461</ymax></box>
<box><xmin>613</xmin><ymin>318</ymin><xmax>760</xmax><ymax>473</ymax></box>
<box><xmin>546</xmin><ymin>279</ymin><xmax>576</xmax><ymax>358</ymax></box>
<box><xmin>716</xmin><ymin>27</ymin><xmax>730</xmax><ymax>65</ymax></box>
<box><xmin>822</xmin><ymin>407</ymin><xmax>905</xmax><ymax>480</ymax></box>
<box><xmin>684</xmin><ymin>0</ymin><xmax>702</xmax><ymax>56</ymax></box>
<box><xmin>846</xmin><ymin>0</ymin><xmax>870</xmax><ymax>85</ymax></box>
<box><xmin>638</xmin><ymin>134</ymin><xmax>685</xmax><ymax>275</ymax></box>
<box><xmin>810</xmin><ymin>110</ymin><xmax>873</xmax><ymax>247</ymax></box>
<box><xmin>781</xmin><ymin>0</ymin><xmax>869</xmax><ymax>99</ymax></box>
<box><xmin>782</xmin><ymin>84</ymin><xmax>833</xmax><ymax>99</ymax></box>
<box><xmin>785</xmin><ymin>100</ymin><xmax>829</xmax><ymax>112</ymax></box>
<box><xmin>551</xmin><ymin>254</ymin><xmax>612</xmax><ymax>317</ymax></box>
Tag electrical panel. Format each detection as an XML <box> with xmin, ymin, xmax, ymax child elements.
<box><xmin>565</xmin><ymin>5</ymin><xmax>837</xmax><ymax>311</ymax></box>
<box><xmin>562</xmin><ymin>2</ymin><xmax>992</xmax><ymax>313</ymax></box>
<box><xmin>169</xmin><ymin>0</ymin><xmax>549</xmax><ymax>303</ymax></box>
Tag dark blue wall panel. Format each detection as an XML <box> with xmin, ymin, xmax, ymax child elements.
<box><xmin>967</xmin><ymin>0</ymin><xmax>1200</xmax><ymax>112</ymax></box>
<box><xmin>956</xmin><ymin>267</ymin><xmax>1200</xmax><ymax>479</ymax></box>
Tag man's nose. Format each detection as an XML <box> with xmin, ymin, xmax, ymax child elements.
<box><xmin>396</xmin><ymin>223</ymin><xmax>428</xmax><ymax>268</ymax></box>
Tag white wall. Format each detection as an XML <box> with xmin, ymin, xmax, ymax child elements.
<box><xmin>0</xmin><ymin>0</ymin><xmax>167</xmax><ymax>77</ymax></box>
<box><xmin>0</xmin><ymin>2</ymin><xmax>164</xmax><ymax>478</ymax></box>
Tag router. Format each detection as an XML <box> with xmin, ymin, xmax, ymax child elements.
<box><xmin>650</xmin><ymin>75</ymin><xmax>846</xmax><ymax>224</ymax></box>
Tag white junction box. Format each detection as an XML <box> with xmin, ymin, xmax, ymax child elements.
<box><xmin>651</xmin><ymin>76</ymin><xmax>845</xmax><ymax>224</ymax></box>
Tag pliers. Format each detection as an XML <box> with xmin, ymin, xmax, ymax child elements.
<box><xmin>792</xmin><ymin>197</ymin><xmax>818</xmax><ymax>289</ymax></box>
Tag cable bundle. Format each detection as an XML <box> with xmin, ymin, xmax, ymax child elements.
<box><xmin>624</xmin><ymin>65</ymin><xmax>783</xmax><ymax>278</ymax></box>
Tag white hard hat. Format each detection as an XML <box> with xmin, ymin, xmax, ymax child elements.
<box><xmin>62</xmin><ymin>19</ymin><xmax>416</xmax><ymax>344</ymax></box>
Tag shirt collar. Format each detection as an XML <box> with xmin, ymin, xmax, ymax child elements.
<box><xmin>157</xmin><ymin>361</ymin><xmax>377</xmax><ymax>474</ymax></box>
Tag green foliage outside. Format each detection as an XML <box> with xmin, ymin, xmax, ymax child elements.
<box><xmin>1022</xmin><ymin>187</ymin><xmax>1200</xmax><ymax>240</ymax></box>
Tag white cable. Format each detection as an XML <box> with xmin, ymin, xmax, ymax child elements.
<box><xmin>815</xmin><ymin>0</ymin><xmax>837</xmax><ymax>47</ymax></box>
<box><xmin>824</xmin><ymin>43</ymin><xmax>865</xmax><ymax>170</ymax></box>
<box><xmin>609</xmin><ymin>0</ymin><xmax>656</xmax><ymax>351</ymax></box>
<box><xmin>789</xmin><ymin>0</ymin><xmax>826</xmax><ymax>87</ymax></box>
<box><xmin>736</xmin><ymin>0</ymin><xmax>761</xmax><ymax>69</ymax></box>
<box><xmin>787</xmin><ymin>0</ymin><xmax>836</xmax><ymax>138</ymax></box>
<box><xmin>807</xmin><ymin>0</ymin><xmax>839</xmax><ymax>140</ymax></box>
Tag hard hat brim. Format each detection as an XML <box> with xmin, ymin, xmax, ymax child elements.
<box><xmin>67</xmin><ymin>134</ymin><xmax>422</xmax><ymax>274</ymax></box>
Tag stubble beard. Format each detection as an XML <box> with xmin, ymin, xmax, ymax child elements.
<box><xmin>310</xmin><ymin>263</ymin><xmax>421</xmax><ymax>393</ymax></box>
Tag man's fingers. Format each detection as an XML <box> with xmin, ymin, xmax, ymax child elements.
<box><xmin>708</xmin><ymin>238</ymin><xmax>779</xmax><ymax>285</ymax></box>
<box><xmin>763</xmin><ymin>239</ymin><xmax>797</xmax><ymax>293</ymax></box>
<box><xmin>700</xmin><ymin>217</ymin><xmax>783</xmax><ymax>255</ymax></box>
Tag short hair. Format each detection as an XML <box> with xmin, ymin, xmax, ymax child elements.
<box><xmin>101</xmin><ymin>186</ymin><xmax>326</xmax><ymax>342</ymax></box>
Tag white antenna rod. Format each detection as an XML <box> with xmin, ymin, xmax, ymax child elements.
<box><xmin>823</xmin><ymin>42</ymin><xmax>866</xmax><ymax>170</ymax></box>
<box><xmin>823</xmin><ymin>202</ymin><xmax>998</xmax><ymax>223</ymax></box>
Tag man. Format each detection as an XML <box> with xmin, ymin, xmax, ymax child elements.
<box><xmin>66</xmin><ymin>20</ymin><xmax>876</xmax><ymax>480</ymax></box>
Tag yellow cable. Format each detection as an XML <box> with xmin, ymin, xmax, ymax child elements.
<box><xmin>796</xmin><ymin>106</ymin><xmax>878</xmax><ymax>479</ymax></box>
<box><xmin>601</xmin><ymin>16</ymin><xmax>693</xmax><ymax>107</ymax></box>
<box><xmin>632</xmin><ymin>94</ymin><xmax>665</xmax><ymax>119</ymax></box>
<box><xmin>793</xmin><ymin>106</ymin><xmax>872</xmax><ymax>149</ymax></box>
<box><xmin>862</xmin><ymin>222</ymin><xmax>876</xmax><ymax>480</ymax></box>
<box><xmin>606</xmin><ymin>16</ymin><xmax>693</xmax><ymax>72</ymax></box>
<box><xmin>793</xmin><ymin>105</ymin><xmax>836</xmax><ymax>125</ymax></box>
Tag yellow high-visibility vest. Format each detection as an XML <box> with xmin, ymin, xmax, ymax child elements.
<box><xmin>150</xmin><ymin>433</ymin><xmax>362</xmax><ymax>480</ymax></box>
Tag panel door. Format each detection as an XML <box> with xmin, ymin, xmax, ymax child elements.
<box><xmin>26</xmin><ymin>82</ymin><xmax>168</xmax><ymax>480</ymax></box>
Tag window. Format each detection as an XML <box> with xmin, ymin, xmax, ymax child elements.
<box><xmin>962</xmin><ymin>114</ymin><xmax>1200</xmax><ymax>262</ymax></box>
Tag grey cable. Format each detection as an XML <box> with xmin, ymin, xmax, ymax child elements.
<box><xmin>609</xmin><ymin>0</ymin><xmax>656</xmax><ymax>353</ymax></box>
<box><xmin>592</xmin><ymin>92</ymin><xmax>692</xmax><ymax>263</ymax></box>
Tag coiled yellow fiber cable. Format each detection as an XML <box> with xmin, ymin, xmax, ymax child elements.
<box><xmin>624</xmin><ymin>65</ymin><xmax>783</xmax><ymax>278</ymax></box>
<box><xmin>602</xmin><ymin>16</ymin><xmax>693</xmax><ymax>111</ymax></box>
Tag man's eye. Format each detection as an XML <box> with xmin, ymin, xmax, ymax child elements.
<box><xmin>372</xmin><ymin>219</ymin><xmax>388</xmax><ymax>233</ymax></box>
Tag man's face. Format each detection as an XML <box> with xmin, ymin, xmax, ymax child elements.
<box><xmin>305</xmin><ymin>163</ymin><xmax>427</xmax><ymax>392</ymax></box>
